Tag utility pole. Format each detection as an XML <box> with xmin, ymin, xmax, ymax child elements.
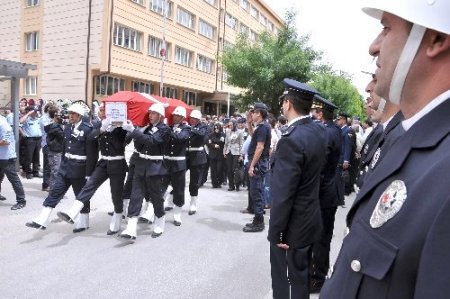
<box><xmin>159</xmin><ymin>0</ymin><xmax>168</xmax><ymax>98</ymax></box>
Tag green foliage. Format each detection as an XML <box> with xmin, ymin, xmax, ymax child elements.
<box><xmin>221</xmin><ymin>10</ymin><xmax>364</xmax><ymax>118</ymax></box>
<box><xmin>311</xmin><ymin>72</ymin><xmax>364</xmax><ymax>118</ymax></box>
<box><xmin>221</xmin><ymin>11</ymin><xmax>321</xmax><ymax>115</ymax></box>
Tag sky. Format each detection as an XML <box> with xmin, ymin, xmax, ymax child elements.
<box><xmin>262</xmin><ymin>0</ymin><xmax>382</xmax><ymax>96</ymax></box>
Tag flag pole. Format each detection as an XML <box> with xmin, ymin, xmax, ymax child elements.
<box><xmin>159</xmin><ymin>0</ymin><xmax>168</xmax><ymax>104</ymax></box>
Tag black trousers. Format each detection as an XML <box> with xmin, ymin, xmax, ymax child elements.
<box><xmin>24</xmin><ymin>137</ymin><xmax>41</xmax><ymax>174</ymax></box>
<box><xmin>311</xmin><ymin>207</ymin><xmax>337</xmax><ymax>283</ymax></box>
<box><xmin>76</xmin><ymin>164</ymin><xmax>126</xmax><ymax>213</ymax></box>
<box><xmin>270</xmin><ymin>243</ymin><xmax>312</xmax><ymax>299</ymax></box>
<box><xmin>42</xmin><ymin>145</ymin><xmax>50</xmax><ymax>188</ymax></box>
<box><xmin>0</xmin><ymin>159</ymin><xmax>26</xmax><ymax>203</ymax></box>
<box><xmin>200</xmin><ymin>156</ymin><xmax>209</xmax><ymax>185</ymax></box>
<box><xmin>209</xmin><ymin>158</ymin><xmax>224</xmax><ymax>187</ymax></box>
<box><xmin>226</xmin><ymin>154</ymin><xmax>240</xmax><ymax>189</ymax></box>
<box><xmin>166</xmin><ymin>170</ymin><xmax>186</xmax><ymax>207</ymax></box>
<box><xmin>128</xmin><ymin>174</ymin><xmax>164</xmax><ymax>218</ymax></box>
<box><xmin>188</xmin><ymin>164</ymin><xmax>204</xmax><ymax>196</ymax></box>
<box><xmin>43</xmin><ymin>173</ymin><xmax>89</xmax><ymax>213</ymax></box>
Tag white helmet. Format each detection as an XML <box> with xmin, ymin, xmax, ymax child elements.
<box><xmin>362</xmin><ymin>0</ymin><xmax>450</xmax><ymax>35</ymax></box>
<box><xmin>172</xmin><ymin>106</ymin><xmax>186</xmax><ymax>118</ymax></box>
<box><xmin>362</xmin><ymin>0</ymin><xmax>450</xmax><ymax>105</ymax></box>
<box><xmin>149</xmin><ymin>103</ymin><xmax>165</xmax><ymax>117</ymax></box>
<box><xmin>67</xmin><ymin>103</ymin><xmax>86</xmax><ymax>116</ymax></box>
<box><xmin>190</xmin><ymin>110</ymin><xmax>202</xmax><ymax>120</ymax></box>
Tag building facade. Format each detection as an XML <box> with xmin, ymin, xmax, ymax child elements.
<box><xmin>0</xmin><ymin>0</ymin><xmax>283</xmax><ymax>115</ymax></box>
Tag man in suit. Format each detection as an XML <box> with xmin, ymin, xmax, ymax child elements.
<box><xmin>321</xmin><ymin>1</ymin><xmax>450</xmax><ymax>297</ymax></box>
<box><xmin>26</xmin><ymin>103</ymin><xmax>97</xmax><ymax>232</ymax></box>
<box><xmin>268</xmin><ymin>79</ymin><xmax>327</xmax><ymax>298</ymax></box>
<box><xmin>309</xmin><ymin>95</ymin><xmax>342</xmax><ymax>293</ymax></box>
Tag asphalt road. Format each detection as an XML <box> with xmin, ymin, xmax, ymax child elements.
<box><xmin>0</xmin><ymin>152</ymin><xmax>354</xmax><ymax>299</ymax></box>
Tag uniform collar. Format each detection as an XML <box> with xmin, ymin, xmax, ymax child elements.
<box><xmin>287</xmin><ymin>115</ymin><xmax>309</xmax><ymax>127</ymax></box>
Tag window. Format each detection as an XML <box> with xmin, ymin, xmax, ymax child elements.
<box><xmin>95</xmin><ymin>75</ymin><xmax>125</xmax><ymax>96</ymax></box>
<box><xmin>162</xmin><ymin>86</ymin><xmax>177</xmax><ymax>98</ymax></box>
<box><xmin>25</xmin><ymin>32</ymin><xmax>39</xmax><ymax>52</ymax></box>
<box><xmin>183</xmin><ymin>91</ymin><xmax>198</xmax><ymax>106</ymax></box>
<box><xmin>240</xmin><ymin>0</ymin><xmax>249</xmax><ymax>11</ymax></box>
<box><xmin>175</xmin><ymin>46</ymin><xmax>192</xmax><ymax>67</ymax></box>
<box><xmin>259</xmin><ymin>14</ymin><xmax>267</xmax><ymax>26</ymax></box>
<box><xmin>148</xmin><ymin>36</ymin><xmax>172</xmax><ymax>60</ymax></box>
<box><xmin>197</xmin><ymin>55</ymin><xmax>214</xmax><ymax>74</ymax></box>
<box><xmin>113</xmin><ymin>24</ymin><xmax>142</xmax><ymax>51</ymax></box>
<box><xmin>199</xmin><ymin>19</ymin><xmax>215</xmax><ymax>39</ymax></box>
<box><xmin>240</xmin><ymin>23</ymin><xmax>249</xmax><ymax>36</ymax></box>
<box><xmin>131</xmin><ymin>0</ymin><xmax>144</xmax><ymax>5</ymax></box>
<box><xmin>26</xmin><ymin>0</ymin><xmax>39</xmax><ymax>7</ymax></box>
<box><xmin>250</xmin><ymin>6</ymin><xmax>258</xmax><ymax>19</ymax></box>
<box><xmin>132</xmin><ymin>81</ymin><xmax>154</xmax><ymax>94</ymax></box>
<box><xmin>177</xmin><ymin>7</ymin><xmax>195</xmax><ymax>29</ymax></box>
<box><xmin>204</xmin><ymin>0</ymin><xmax>216</xmax><ymax>6</ymax></box>
<box><xmin>250</xmin><ymin>30</ymin><xmax>257</xmax><ymax>41</ymax></box>
<box><xmin>225</xmin><ymin>13</ymin><xmax>237</xmax><ymax>30</ymax></box>
<box><xmin>150</xmin><ymin>0</ymin><xmax>172</xmax><ymax>17</ymax></box>
<box><xmin>267</xmin><ymin>21</ymin><xmax>274</xmax><ymax>32</ymax></box>
<box><xmin>25</xmin><ymin>76</ymin><xmax>37</xmax><ymax>95</ymax></box>
<box><xmin>223</xmin><ymin>40</ymin><xmax>234</xmax><ymax>50</ymax></box>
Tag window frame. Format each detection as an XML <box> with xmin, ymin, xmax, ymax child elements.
<box><xmin>25</xmin><ymin>76</ymin><xmax>37</xmax><ymax>95</ymax></box>
<box><xmin>25</xmin><ymin>31</ymin><xmax>39</xmax><ymax>52</ymax></box>
<box><xmin>197</xmin><ymin>54</ymin><xmax>214</xmax><ymax>74</ymax></box>
<box><xmin>175</xmin><ymin>46</ymin><xmax>193</xmax><ymax>67</ymax></box>
<box><xmin>150</xmin><ymin>0</ymin><xmax>173</xmax><ymax>18</ymax></box>
<box><xmin>176</xmin><ymin>7</ymin><xmax>195</xmax><ymax>30</ymax></box>
<box><xmin>198</xmin><ymin>19</ymin><xmax>215</xmax><ymax>39</ymax></box>
<box><xmin>148</xmin><ymin>35</ymin><xmax>172</xmax><ymax>61</ymax></box>
<box><xmin>113</xmin><ymin>24</ymin><xmax>142</xmax><ymax>51</ymax></box>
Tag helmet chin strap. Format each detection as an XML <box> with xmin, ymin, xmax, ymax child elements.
<box><xmin>389</xmin><ymin>24</ymin><xmax>427</xmax><ymax>105</ymax></box>
<box><xmin>376</xmin><ymin>98</ymin><xmax>386</xmax><ymax>114</ymax></box>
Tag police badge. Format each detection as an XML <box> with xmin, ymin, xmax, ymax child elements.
<box><xmin>370</xmin><ymin>180</ymin><xmax>407</xmax><ymax>228</ymax></box>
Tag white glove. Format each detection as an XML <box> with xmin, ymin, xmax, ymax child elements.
<box><xmin>174</xmin><ymin>127</ymin><xmax>181</xmax><ymax>133</ymax></box>
<box><xmin>122</xmin><ymin>120</ymin><xmax>135</xmax><ymax>132</ymax></box>
<box><xmin>85</xmin><ymin>176</ymin><xmax>90</xmax><ymax>181</ymax></box>
<box><xmin>101</xmin><ymin>118</ymin><xmax>110</xmax><ymax>132</ymax></box>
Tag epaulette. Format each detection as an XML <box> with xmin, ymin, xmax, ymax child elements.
<box><xmin>281</xmin><ymin>125</ymin><xmax>296</xmax><ymax>137</ymax></box>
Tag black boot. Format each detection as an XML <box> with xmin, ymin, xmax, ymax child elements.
<box><xmin>243</xmin><ymin>215</ymin><xmax>265</xmax><ymax>232</ymax></box>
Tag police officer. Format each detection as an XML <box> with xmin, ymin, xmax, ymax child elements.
<box><xmin>268</xmin><ymin>79</ymin><xmax>327</xmax><ymax>298</ymax></box>
<box><xmin>20</xmin><ymin>104</ymin><xmax>42</xmax><ymax>179</ymax></box>
<box><xmin>56</xmin><ymin>104</ymin><xmax>128</xmax><ymax>235</ymax></box>
<box><xmin>309</xmin><ymin>95</ymin><xmax>342</xmax><ymax>293</ymax></box>
<box><xmin>243</xmin><ymin>102</ymin><xmax>271</xmax><ymax>233</ymax></box>
<box><xmin>26</xmin><ymin>103</ymin><xmax>97</xmax><ymax>232</ymax></box>
<box><xmin>163</xmin><ymin>106</ymin><xmax>191</xmax><ymax>226</ymax></box>
<box><xmin>335</xmin><ymin>112</ymin><xmax>355</xmax><ymax>200</ymax></box>
<box><xmin>186</xmin><ymin>110</ymin><xmax>208</xmax><ymax>216</ymax></box>
<box><xmin>321</xmin><ymin>0</ymin><xmax>450</xmax><ymax>297</ymax></box>
<box><xmin>118</xmin><ymin>103</ymin><xmax>170</xmax><ymax>241</ymax></box>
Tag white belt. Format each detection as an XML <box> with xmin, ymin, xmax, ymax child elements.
<box><xmin>101</xmin><ymin>155</ymin><xmax>125</xmax><ymax>161</ymax></box>
<box><xmin>65</xmin><ymin>153</ymin><xmax>87</xmax><ymax>160</ymax></box>
<box><xmin>138</xmin><ymin>153</ymin><xmax>164</xmax><ymax>160</ymax></box>
<box><xmin>164</xmin><ymin>156</ymin><xmax>186</xmax><ymax>161</ymax></box>
<box><xmin>187</xmin><ymin>147</ymin><xmax>204</xmax><ymax>152</ymax></box>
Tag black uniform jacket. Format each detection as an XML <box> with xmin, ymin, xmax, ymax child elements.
<box><xmin>319</xmin><ymin>120</ymin><xmax>342</xmax><ymax>209</ymax></box>
<box><xmin>60</xmin><ymin>121</ymin><xmax>97</xmax><ymax>178</ymax></box>
<box><xmin>206</xmin><ymin>132</ymin><xmax>225</xmax><ymax>159</ymax></box>
<box><xmin>164</xmin><ymin>123</ymin><xmax>191</xmax><ymax>173</ymax></box>
<box><xmin>321</xmin><ymin>98</ymin><xmax>450</xmax><ymax>298</ymax></box>
<box><xmin>187</xmin><ymin>122</ymin><xmax>208</xmax><ymax>166</ymax></box>
<box><xmin>268</xmin><ymin>117</ymin><xmax>327</xmax><ymax>248</ymax></box>
<box><xmin>130</xmin><ymin>121</ymin><xmax>170</xmax><ymax>177</ymax></box>
<box><xmin>92</xmin><ymin>124</ymin><xmax>128</xmax><ymax>175</ymax></box>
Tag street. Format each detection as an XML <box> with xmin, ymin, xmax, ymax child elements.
<box><xmin>0</xmin><ymin>150</ymin><xmax>354</xmax><ymax>299</ymax></box>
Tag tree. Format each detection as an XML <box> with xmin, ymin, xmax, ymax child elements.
<box><xmin>221</xmin><ymin>11</ymin><xmax>321</xmax><ymax>115</ymax></box>
<box><xmin>311</xmin><ymin>71</ymin><xmax>365</xmax><ymax>118</ymax></box>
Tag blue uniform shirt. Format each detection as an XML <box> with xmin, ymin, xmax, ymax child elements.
<box><xmin>248</xmin><ymin>121</ymin><xmax>271</xmax><ymax>159</ymax></box>
<box><xmin>22</xmin><ymin>115</ymin><xmax>42</xmax><ymax>137</ymax></box>
<box><xmin>0</xmin><ymin>116</ymin><xmax>16</xmax><ymax>160</ymax></box>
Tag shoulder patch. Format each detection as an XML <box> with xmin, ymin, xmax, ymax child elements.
<box><xmin>281</xmin><ymin>125</ymin><xmax>295</xmax><ymax>136</ymax></box>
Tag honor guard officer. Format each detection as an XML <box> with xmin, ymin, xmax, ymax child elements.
<box><xmin>57</xmin><ymin>105</ymin><xmax>128</xmax><ymax>235</ymax></box>
<box><xmin>186</xmin><ymin>110</ymin><xmax>208</xmax><ymax>216</ymax></box>
<box><xmin>118</xmin><ymin>103</ymin><xmax>170</xmax><ymax>241</ymax></box>
<box><xmin>26</xmin><ymin>103</ymin><xmax>97</xmax><ymax>232</ymax></box>
<box><xmin>356</xmin><ymin>74</ymin><xmax>402</xmax><ymax>192</ymax></box>
<box><xmin>268</xmin><ymin>79</ymin><xmax>327</xmax><ymax>298</ymax></box>
<box><xmin>163</xmin><ymin>106</ymin><xmax>191</xmax><ymax>226</ymax></box>
<box><xmin>335</xmin><ymin>112</ymin><xmax>356</xmax><ymax>199</ymax></box>
<box><xmin>309</xmin><ymin>95</ymin><xmax>342</xmax><ymax>293</ymax></box>
<box><xmin>321</xmin><ymin>0</ymin><xmax>450</xmax><ymax>298</ymax></box>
